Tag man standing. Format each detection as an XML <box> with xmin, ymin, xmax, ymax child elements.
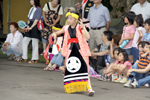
<box><xmin>82</xmin><ymin>0</ymin><xmax>94</xmax><ymax>28</ymax></box>
<box><xmin>87</xmin><ymin>0</ymin><xmax>111</xmax><ymax>51</ymax></box>
<box><xmin>131</xmin><ymin>0</ymin><xmax>150</xmax><ymax>21</ymax></box>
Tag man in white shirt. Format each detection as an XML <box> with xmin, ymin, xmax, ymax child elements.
<box><xmin>131</xmin><ymin>0</ymin><xmax>150</xmax><ymax>21</ymax></box>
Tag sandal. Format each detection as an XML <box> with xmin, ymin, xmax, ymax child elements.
<box><xmin>18</xmin><ymin>58</ymin><xmax>27</xmax><ymax>62</ymax></box>
<box><xmin>49</xmin><ymin>64</ymin><xmax>57</xmax><ymax>71</ymax></box>
<box><xmin>14</xmin><ymin>58</ymin><xmax>19</xmax><ymax>61</ymax></box>
<box><xmin>44</xmin><ymin>63</ymin><xmax>52</xmax><ymax>71</ymax></box>
<box><xmin>8</xmin><ymin>56</ymin><xmax>15</xmax><ymax>60</ymax></box>
<box><xmin>28</xmin><ymin>60</ymin><xmax>38</xmax><ymax>64</ymax></box>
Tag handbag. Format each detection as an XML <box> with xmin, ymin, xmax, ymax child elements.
<box><xmin>37</xmin><ymin>18</ymin><xmax>44</xmax><ymax>30</ymax></box>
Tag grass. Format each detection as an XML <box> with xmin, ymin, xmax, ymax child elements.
<box><xmin>0</xmin><ymin>49</ymin><xmax>46</xmax><ymax>62</ymax></box>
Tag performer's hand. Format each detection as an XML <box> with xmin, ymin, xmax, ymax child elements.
<box><xmin>53</xmin><ymin>38</ymin><xmax>57</xmax><ymax>44</ymax></box>
<box><xmin>52</xmin><ymin>33</ymin><xmax>57</xmax><ymax>39</ymax></box>
<box><xmin>78</xmin><ymin>19</ymin><xmax>84</xmax><ymax>29</ymax></box>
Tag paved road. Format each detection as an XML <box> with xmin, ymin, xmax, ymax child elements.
<box><xmin>0</xmin><ymin>54</ymin><xmax>150</xmax><ymax>100</ymax></box>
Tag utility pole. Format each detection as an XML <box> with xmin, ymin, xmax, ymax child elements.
<box><xmin>7</xmin><ymin>0</ymin><xmax>10</xmax><ymax>34</ymax></box>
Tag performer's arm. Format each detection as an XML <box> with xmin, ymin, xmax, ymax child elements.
<box><xmin>79</xmin><ymin>19</ymin><xmax>90</xmax><ymax>39</ymax></box>
<box><xmin>52</xmin><ymin>29</ymin><xmax>65</xmax><ymax>38</ymax></box>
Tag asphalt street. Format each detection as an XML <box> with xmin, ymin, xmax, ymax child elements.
<box><xmin>0</xmin><ymin>54</ymin><xmax>150</xmax><ymax>100</ymax></box>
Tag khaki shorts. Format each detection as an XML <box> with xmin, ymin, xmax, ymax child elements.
<box><xmin>89</xmin><ymin>27</ymin><xmax>106</xmax><ymax>51</ymax></box>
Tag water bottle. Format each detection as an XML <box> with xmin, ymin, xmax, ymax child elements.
<box><xmin>119</xmin><ymin>40</ymin><xmax>129</xmax><ymax>48</ymax></box>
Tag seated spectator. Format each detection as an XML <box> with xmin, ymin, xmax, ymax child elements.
<box><xmin>97</xmin><ymin>47</ymin><xmax>121</xmax><ymax>81</ymax></box>
<box><xmin>109</xmin><ymin>34</ymin><xmax>121</xmax><ymax>64</ymax></box>
<box><xmin>124</xmin><ymin>41</ymin><xmax>150</xmax><ymax>87</ymax></box>
<box><xmin>110</xmin><ymin>49</ymin><xmax>132</xmax><ymax>83</ymax></box>
<box><xmin>127</xmin><ymin>63</ymin><xmax>150</xmax><ymax>88</ymax></box>
<box><xmin>143</xmin><ymin>18</ymin><xmax>150</xmax><ymax>42</ymax></box>
<box><xmin>44</xmin><ymin>51</ymin><xmax>64</xmax><ymax>71</ymax></box>
<box><xmin>98</xmin><ymin>34</ymin><xmax>121</xmax><ymax>77</ymax></box>
<box><xmin>1</xmin><ymin>22</ymin><xmax>23</xmax><ymax>60</ymax></box>
<box><xmin>44</xmin><ymin>35</ymin><xmax>64</xmax><ymax>71</ymax></box>
<box><xmin>90</xmin><ymin>31</ymin><xmax>113</xmax><ymax>72</ymax></box>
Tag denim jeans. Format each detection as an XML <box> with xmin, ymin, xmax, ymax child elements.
<box><xmin>128</xmin><ymin>63</ymin><xmax>149</xmax><ymax>81</ymax></box>
<box><xmin>1</xmin><ymin>45</ymin><xmax>22</xmax><ymax>57</ymax></box>
<box><xmin>50</xmin><ymin>52</ymin><xmax>64</xmax><ymax>67</ymax></box>
<box><xmin>137</xmin><ymin>75</ymin><xmax>150</xmax><ymax>87</ymax></box>
<box><xmin>132</xmin><ymin>47</ymin><xmax>139</xmax><ymax>63</ymax></box>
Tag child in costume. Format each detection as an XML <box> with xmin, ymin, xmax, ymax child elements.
<box><xmin>52</xmin><ymin>11</ymin><xmax>95</xmax><ymax>96</ymax></box>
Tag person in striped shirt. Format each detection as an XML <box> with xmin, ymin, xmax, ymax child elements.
<box><xmin>124</xmin><ymin>41</ymin><xmax>150</xmax><ymax>87</ymax></box>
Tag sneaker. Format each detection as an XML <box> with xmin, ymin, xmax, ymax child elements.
<box><xmin>88</xmin><ymin>89</ymin><xmax>95</xmax><ymax>96</ymax></box>
<box><xmin>97</xmin><ymin>76</ymin><xmax>105</xmax><ymax>81</ymax></box>
<box><xmin>40</xmin><ymin>52</ymin><xmax>44</xmax><ymax>56</ymax></box>
<box><xmin>124</xmin><ymin>80</ymin><xmax>132</xmax><ymax>88</ymax></box>
<box><xmin>114</xmin><ymin>77</ymin><xmax>122</xmax><ymax>83</ymax></box>
<box><xmin>131</xmin><ymin>79</ymin><xmax>138</xmax><ymax>88</ymax></box>
<box><xmin>119</xmin><ymin>78</ymin><xmax>127</xmax><ymax>84</ymax></box>
<box><xmin>97</xmin><ymin>75</ymin><xmax>106</xmax><ymax>81</ymax></box>
<box><xmin>106</xmin><ymin>76</ymin><xmax>111</xmax><ymax>81</ymax></box>
<box><xmin>144</xmin><ymin>83</ymin><xmax>149</xmax><ymax>87</ymax></box>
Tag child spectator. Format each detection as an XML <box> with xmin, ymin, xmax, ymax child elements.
<box><xmin>99</xmin><ymin>34</ymin><xmax>121</xmax><ymax>76</ymax></box>
<box><xmin>43</xmin><ymin>34</ymin><xmax>64</xmax><ymax>71</ymax></box>
<box><xmin>133</xmin><ymin>41</ymin><xmax>145</xmax><ymax>64</ymax></box>
<box><xmin>124</xmin><ymin>41</ymin><xmax>150</xmax><ymax>87</ymax></box>
<box><xmin>143</xmin><ymin>18</ymin><xmax>150</xmax><ymax>42</ymax></box>
<box><xmin>111</xmin><ymin>49</ymin><xmax>132</xmax><ymax>83</ymax></box>
<box><xmin>98</xmin><ymin>47</ymin><xmax>121</xmax><ymax>81</ymax></box>
<box><xmin>90</xmin><ymin>31</ymin><xmax>113</xmax><ymax>72</ymax></box>
<box><xmin>127</xmin><ymin>63</ymin><xmax>150</xmax><ymax>88</ymax></box>
<box><xmin>132</xmin><ymin>14</ymin><xmax>144</xmax><ymax>63</ymax></box>
<box><xmin>109</xmin><ymin>34</ymin><xmax>121</xmax><ymax>63</ymax></box>
<box><xmin>119</xmin><ymin>11</ymin><xmax>136</xmax><ymax>63</ymax></box>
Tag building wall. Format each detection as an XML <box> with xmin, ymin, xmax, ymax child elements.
<box><xmin>3</xmin><ymin>0</ymin><xmax>50</xmax><ymax>34</ymax></box>
<box><xmin>3</xmin><ymin>0</ymin><xmax>83</xmax><ymax>34</ymax></box>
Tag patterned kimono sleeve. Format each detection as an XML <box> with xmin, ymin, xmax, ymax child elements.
<box><xmin>61</xmin><ymin>26</ymin><xmax>69</xmax><ymax>57</ymax></box>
